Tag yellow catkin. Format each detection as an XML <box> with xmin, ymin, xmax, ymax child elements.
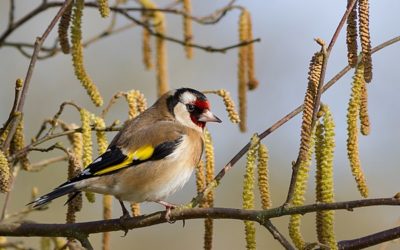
<box><xmin>299</xmin><ymin>52</ymin><xmax>323</xmax><ymax>162</ymax></box>
<box><xmin>93</xmin><ymin>115</ymin><xmax>112</xmax><ymax>247</ymax></box>
<box><xmin>71</xmin><ymin>0</ymin><xmax>104</xmax><ymax>107</ymax></box>
<box><xmin>347</xmin><ymin>64</ymin><xmax>369</xmax><ymax>197</ymax></box>
<box><xmin>215</xmin><ymin>89</ymin><xmax>240</xmax><ymax>124</ymax></box>
<box><xmin>289</xmin><ymin>129</ymin><xmax>315</xmax><ymax>250</ymax></box>
<box><xmin>66</xmin><ymin>153</ymin><xmax>83</xmax><ymax>224</ymax></box>
<box><xmin>315</xmin><ymin>105</ymin><xmax>337</xmax><ymax>250</ymax></box>
<box><xmin>204</xmin><ymin>129</ymin><xmax>215</xmax><ymax>206</ymax></box>
<box><xmin>155</xmin><ymin>14</ymin><xmax>169</xmax><ymax>96</ymax></box>
<box><xmin>10</xmin><ymin>117</ymin><xmax>30</xmax><ymax>170</ymax></box>
<box><xmin>102</xmin><ymin>194</ymin><xmax>112</xmax><ymax>250</ymax></box>
<box><xmin>289</xmin><ymin>52</ymin><xmax>322</xmax><ymax>248</ymax></box>
<box><xmin>142</xmin><ymin>14</ymin><xmax>153</xmax><ymax>70</ymax></box>
<box><xmin>52</xmin><ymin>238</ymin><xmax>66</xmax><ymax>249</ymax></box>
<box><xmin>195</xmin><ymin>160</ymin><xmax>206</xmax><ymax>196</ymax></box>
<box><xmin>0</xmin><ymin>150</ymin><xmax>11</xmax><ymax>193</ymax></box>
<box><xmin>203</xmin><ymin>129</ymin><xmax>215</xmax><ymax>250</ymax></box>
<box><xmin>40</xmin><ymin>237</ymin><xmax>51</xmax><ymax>250</ymax></box>
<box><xmin>80</xmin><ymin>109</ymin><xmax>92</xmax><ymax>168</ymax></box>
<box><xmin>80</xmin><ymin>109</ymin><xmax>95</xmax><ymax>203</ymax></box>
<box><xmin>358</xmin><ymin>0</ymin><xmax>372</xmax><ymax>83</ymax></box>
<box><xmin>63</xmin><ymin>123</ymin><xmax>83</xmax><ymax>166</ymax></box>
<box><xmin>257</xmin><ymin>143</ymin><xmax>271</xmax><ymax>209</ymax></box>
<box><xmin>242</xmin><ymin>134</ymin><xmax>259</xmax><ymax>250</ymax></box>
<box><xmin>125</xmin><ymin>90</ymin><xmax>148</xmax><ymax>119</ymax></box>
<box><xmin>0</xmin><ymin>237</ymin><xmax>7</xmax><ymax>250</ymax></box>
<box><xmin>0</xmin><ymin>126</ymin><xmax>9</xmax><ymax>147</ymax></box>
<box><xmin>182</xmin><ymin>0</ymin><xmax>193</xmax><ymax>59</ymax></box>
<box><xmin>130</xmin><ymin>203</ymin><xmax>141</xmax><ymax>216</ymax></box>
<box><xmin>140</xmin><ymin>0</ymin><xmax>169</xmax><ymax>96</ymax></box>
<box><xmin>359</xmin><ymin>81</ymin><xmax>370</xmax><ymax>135</ymax></box>
<box><xmin>238</xmin><ymin>9</ymin><xmax>249</xmax><ymax>132</ymax></box>
<box><xmin>346</xmin><ymin>0</ymin><xmax>358</xmax><ymax>68</ymax></box>
<box><xmin>97</xmin><ymin>0</ymin><xmax>110</xmax><ymax>18</ymax></box>
<box><xmin>245</xmin><ymin>12</ymin><xmax>258</xmax><ymax>90</ymax></box>
<box><xmin>58</xmin><ymin>1</ymin><xmax>73</xmax><ymax>54</ymax></box>
<box><xmin>94</xmin><ymin>116</ymin><xmax>108</xmax><ymax>154</ymax></box>
<box><xmin>31</xmin><ymin>186</ymin><xmax>39</xmax><ymax>202</ymax></box>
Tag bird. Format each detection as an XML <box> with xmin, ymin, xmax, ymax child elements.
<box><xmin>30</xmin><ymin>88</ymin><xmax>221</xmax><ymax>222</ymax></box>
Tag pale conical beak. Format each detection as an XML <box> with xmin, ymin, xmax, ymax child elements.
<box><xmin>198</xmin><ymin>110</ymin><xmax>222</xmax><ymax>123</ymax></box>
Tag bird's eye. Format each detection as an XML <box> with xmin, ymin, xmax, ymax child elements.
<box><xmin>186</xmin><ymin>104</ymin><xmax>195</xmax><ymax>112</ymax></box>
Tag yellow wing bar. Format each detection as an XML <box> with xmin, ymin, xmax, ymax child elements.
<box><xmin>94</xmin><ymin>145</ymin><xmax>154</xmax><ymax>175</ymax></box>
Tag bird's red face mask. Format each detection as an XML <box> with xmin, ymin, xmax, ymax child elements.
<box><xmin>187</xmin><ymin>100</ymin><xmax>221</xmax><ymax>129</ymax></box>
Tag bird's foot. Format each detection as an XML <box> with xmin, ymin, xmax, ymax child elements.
<box><xmin>156</xmin><ymin>200</ymin><xmax>177</xmax><ymax>223</ymax></box>
<box><xmin>156</xmin><ymin>200</ymin><xmax>185</xmax><ymax>226</ymax></box>
<box><xmin>118</xmin><ymin>200</ymin><xmax>131</xmax><ymax>237</ymax></box>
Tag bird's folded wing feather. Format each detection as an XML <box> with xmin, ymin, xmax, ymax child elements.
<box><xmin>64</xmin><ymin>123</ymin><xmax>186</xmax><ymax>184</ymax></box>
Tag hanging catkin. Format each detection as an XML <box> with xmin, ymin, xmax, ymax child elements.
<box><xmin>182</xmin><ymin>0</ymin><xmax>193</xmax><ymax>59</ymax></box>
<box><xmin>346</xmin><ymin>0</ymin><xmax>358</xmax><ymax>68</ymax></box>
<box><xmin>257</xmin><ymin>143</ymin><xmax>271</xmax><ymax>209</ymax></box>
<box><xmin>0</xmin><ymin>150</ymin><xmax>11</xmax><ymax>193</ymax></box>
<box><xmin>71</xmin><ymin>0</ymin><xmax>104</xmax><ymax>106</ymax></box>
<box><xmin>242</xmin><ymin>135</ymin><xmax>259</xmax><ymax>250</ymax></box>
<box><xmin>238</xmin><ymin>10</ymin><xmax>249</xmax><ymax>132</ymax></box>
<box><xmin>80</xmin><ymin>109</ymin><xmax>96</xmax><ymax>202</ymax></box>
<box><xmin>203</xmin><ymin>130</ymin><xmax>215</xmax><ymax>250</ymax></box>
<box><xmin>58</xmin><ymin>1</ymin><xmax>73</xmax><ymax>54</ymax></box>
<box><xmin>358</xmin><ymin>0</ymin><xmax>372</xmax><ymax>82</ymax></box>
<box><xmin>346</xmin><ymin>64</ymin><xmax>369</xmax><ymax>197</ymax></box>
<box><xmin>315</xmin><ymin>105</ymin><xmax>337</xmax><ymax>250</ymax></box>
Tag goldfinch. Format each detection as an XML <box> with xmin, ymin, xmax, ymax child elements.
<box><xmin>30</xmin><ymin>88</ymin><xmax>221</xmax><ymax>220</ymax></box>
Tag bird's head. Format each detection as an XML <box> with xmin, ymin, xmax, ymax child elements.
<box><xmin>166</xmin><ymin>88</ymin><xmax>221</xmax><ymax>131</ymax></box>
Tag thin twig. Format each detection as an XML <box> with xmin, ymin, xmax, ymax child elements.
<box><xmin>0</xmin><ymin>1</ymin><xmax>246</xmax><ymax>55</ymax></box>
<box><xmin>10</xmin><ymin>125</ymin><xmax>121</xmax><ymax>162</ymax></box>
<box><xmin>28</xmin><ymin>155</ymin><xmax>68</xmax><ymax>172</ymax></box>
<box><xmin>0</xmin><ymin>79</ymin><xmax>23</xmax><ymax>138</ymax></box>
<box><xmin>261</xmin><ymin>220</ymin><xmax>295</xmax><ymax>250</ymax></box>
<box><xmin>8</xmin><ymin>0</ymin><xmax>15</xmax><ymax>29</ymax></box>
<box><xmin>117</xmin><ymin>9</ymin><xmax>261</xmax><ymax>53</ymax></box>
<box><xmin>338</xmin><ymin>226</ymin><xmax>400</xmax><ymax>249</ymax></box>
<box><xmin>2</xmin><ymin>0</ymin><xmax>74</xmax><ymax>152</ymax></box>
<box><xmin>0</xmin><ymin>0</ymin><xmax>74</xmax><ymax>221</ymax></box>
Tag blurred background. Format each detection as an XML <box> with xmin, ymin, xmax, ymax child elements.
<box><xmin>1</xmin><ymin>0</ymin><xmax>400</xmax><ymax>249</ymax></box>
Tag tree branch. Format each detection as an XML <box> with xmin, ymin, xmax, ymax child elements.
<box><xmin>1</xmin><ymin>0</ymin><xmax>74</xmax><ymax>152</ymax></box>
<box><xmin>338</xmin><ymin>226</ymin><xmax>400</xmax><ymax>249</ymax></box>
<box><xmin>261</xmin><ymin>220</ymin><xmax>295</xmax><ymax>250</ymax></box>
<box><xmin>1</xmin><ymin>197</ymin><xmax>400</xmax><ymax>239</ymax></box>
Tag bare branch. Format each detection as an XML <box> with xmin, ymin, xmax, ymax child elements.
<box><xmin>338</xmin><ymin>226</ymin><xmax>400</xmax><ymax>249</ymax></box>
<box><xmin>261</xmin><ymin>220</ymin><xmax>295</xmax><ymax>250</ymax></box>
<box><xmin>1</xmin><ymin>197</ymin><xmax>400</xmax><ymax>238</ymax></box>
<box><xmin>1</xmin><ymin>0</ymin><xmax>74</xmax><ymax>152</ymax></box>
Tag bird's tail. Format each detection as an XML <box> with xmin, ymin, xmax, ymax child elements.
<box><xmin>28</xmin><ymin>183</ymin><xmax>78</xmax><ymax>208</ymax></box>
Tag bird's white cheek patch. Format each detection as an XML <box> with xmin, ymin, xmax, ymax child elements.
<box><xmin>173</xmin><ymin>103</ymin><xmax>203</xmax><ymax>133</ymax></box>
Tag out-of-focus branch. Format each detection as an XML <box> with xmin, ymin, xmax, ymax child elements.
<box><xmin>27</xmin><ymin>155</ymin><xmax>68</xmax><ymax>172</ymax></box>
<box><xmin>1</xmin><ymin>0</ymin><xmax>74</xmax><ymax>152</ymax></box>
